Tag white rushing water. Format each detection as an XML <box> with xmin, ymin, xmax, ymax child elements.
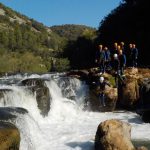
<box><xmin>0</xmin><ymin>73</ymin><xmax>150</xmax><ymax>150</ymax></box>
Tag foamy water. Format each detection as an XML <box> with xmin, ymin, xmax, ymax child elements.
<box><xmin>0</xmin><ymin>73</ymin><xmax>150</xmax><ymax>150</ymax></box>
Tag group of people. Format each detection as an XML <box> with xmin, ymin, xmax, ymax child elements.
<box><xmin>95</xmin><ymin>42</ymin><xmax>139</xmax><ymax>75</ymax></box>
<box><xmin>95</xmin><ymin>42</ymin><xmax>139</xmax><ymax>107</ymax></box>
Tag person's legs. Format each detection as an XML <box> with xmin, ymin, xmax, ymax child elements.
<box><xmin>114</xmin><ymin>71</ymin><xmax>119</xmax><ymax>88</ymax></box>
<box><xmin>99</xmin><ymin>61</ymin><xmax>102</xmax><ymax>73</ymax></box>
<box><xmin>101</xmin><ymin>93</ymin><xmax>106</xmax><ymax>106</ymax></box>
<box><xmin>99</xmin><ymin>93</ymin><xmax>102</xmax><ymax>106</ymax></box>
<box><xmin>120</xmin><ymin>66</ymin><xmax>124</xmax><ymax>75</ymax></box>
<box><xmin>102</xmin><ymin>60</ymin><xmax>105</xmax><ymax>73</ymax></box>
<box><xmin>135</xmin><ymin>58</ymin><xmax>138</xmax><ymax>67</ymax></box>
<box><xmin>99</xmin><ymin>93</ymin><xmax>105</xmax><ymax>106</ymax></box>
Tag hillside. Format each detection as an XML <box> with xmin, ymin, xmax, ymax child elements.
<box><xmin>50</xmin><ymin>24</ymin><xmax>96</xmax><ymax>41</ymax></box>
<box><xmin>96</xmin><ymin>0</ymin><xmax>149</xmax><ymax>66</ymax></box>
<box><xmin>0</xmin><ymin>3</ymin><xmax>71</xmax><ymax>73</ymax></box>
<box><xmin>51</xmin><ymin>24</ymin><xmax>97</xmax><ymax>69</ymax></box>
<box><xmin>0</xmin><ymin>3</ymin><xmax>98</xmax><ymax>73</ymax></box>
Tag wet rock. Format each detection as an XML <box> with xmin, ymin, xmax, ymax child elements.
<box><xmin>21</xmin><ymin>78</ymin><xmax>51</xmax><ymax>116</ymax></box>
<box><xmin>95</xmin><ymin>119</ymin><xmax>135</xmax><ymax>150</ymax></box>
<box><xmin>0</xmin><ymin>89</ymin><xmax>13</xmax><ymax>100</ymax></box>
<box><xmin>118</xmin><ymin>68</ymin><xmax>150</xmax><ymax>109</ymax></box>
<box><xmin>0</xmin><ymin>107</ymin><xmax>28</xmax><ymax>120</ymax></box>
<box><xmin>118</xmin><ymin>76</ymin><xmax>139</xmax><ymax>109</ymax></box>
<box><xmin>136</xmin><ymin>146</ymin><xmax>148</xmax><ymax>150</ymax></box>
<box><xmin>137</xmin><ymin>78</ymin><xmax>150</xmax><ymax>123</ymax></box>
<box><xmin>66</xmin><ymin>70</ymin><xmax>89</xmax><ymax>81</ymax></box>
<box><xmin>0</xmin><ymin>121</ymin><xmax>20</xmax><ymax>150</ymax></box>
<box><xmin>56</xmin><ymin>77</ymin><xmax>77</xmax><ymax>100</ymax></box>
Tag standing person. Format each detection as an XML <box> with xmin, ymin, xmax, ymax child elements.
<box><xmin>112</xmin><ymin>54</ymin><xmax>120</xmax><ymax>87</ymax></box>
<box><xmin>50</xmin><ymin>58</ymin><xmax>56</xmax><ymax>72</ymax></box>
<box><xmin>120</xmin><ymin>42</ymin><xmax>125</xmax><ymax>53</ymax></box>
<box><xmin>118</xmin><ymin>49</ymin><xmax>126</xmax><ymax>75</ymax></box>
<box><xmin>95</xmin><ymin>44</ymin><xmax>106</xmax><ymax>74</ymax></box>
<box><xmin>112</xmin><ymin>42</ymin><xmax>118</xmax><ymax>56</ymax></box>
<box><xmin>126</xmin><ymin>43</ymin><xmax>133</xmax><ymax>66</ymax></box>
<box><xmin>104</xmin><ymin>46</ymin><xmax>111</xmax><ymax>71</ymax></box>
<box><xmin>117</xmin><ymin>45</ymin><xmax>121</xmax><ymax>54</ymax></box>
<box><xmin>131</xmin><ymin>44</ymin><xmax>138</xmax><ymax>67</ymax></box>
<box><xmin>97</xmin><ymin>76</ymin><xmax>110</xmax><ymax>107</ymax></box>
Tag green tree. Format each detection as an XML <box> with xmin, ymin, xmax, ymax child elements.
<box><xmin>8</xmin><ymin>30</ymin><xmax>16</xmax><ymax>51</ymax></box>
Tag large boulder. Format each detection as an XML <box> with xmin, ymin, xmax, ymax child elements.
<box><xmin>95</xmin><ymin>119</ymin><xmax>135</xmax><ymax>150</ymax></box>
<box><xmin>0</xmin><ymin>121</ymin><xmax>20</xmax><ymax>150</ymax></box>
<box><xmin>118</xmin><ymin>76</ymin><xmax>139</xmax><ymax>109</ymax></box>
<box><xmin>137</xmin><ymin>78</ymin><xmax>150</xmax><ymax>122</ymax></box>
<box><xmin>0</xmin><ymin>107</ymin><xmax>27</xmax><ymax>150</ymax></box>
<box><xmin>21</xmin><ymin>78</ymin><xmax>51</xmax><ymax>116</ymax></box>
<box><xmin>118</xmin><ymin>68</ymin><xmax>150</xmax><ymax>109</ymax></box>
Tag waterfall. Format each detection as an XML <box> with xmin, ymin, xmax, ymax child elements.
<box><xmin>0</xmin><ymin>73</ymin><xmax>150</xmax><ymax>150</ymax></box>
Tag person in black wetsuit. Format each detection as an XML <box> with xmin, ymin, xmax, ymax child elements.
<box><xmin>104</xmin><ymin>46</ymin><xmax>111</xmax><ymax>71</ymax></box>
<box><xmin>112</xmin><ymin>53</ymin><xmax>119</xmax><ymax>87</ymax></box>
<box><xmin>50</xmin><ymin>58</ymin><xmax>56</xmax><ymax>72</ymax></box>
<box><xmin>97</xmin><ymin>76</ymin><xmax>110</xmax><ymax>107</ymax></box>
<box><xmin>95</xmin><ymin>45</ymin><xmax>106</xmax><ymax>74</ymax></box>
<box><xmin>131</xmin><ymin>44</ymin><xmax>138</xmax><ymax>68</ymax></box>
<box><xmin>118</xmin><ymin>49</ymin><xmax>126</xmax><ymax>75</ymax></box>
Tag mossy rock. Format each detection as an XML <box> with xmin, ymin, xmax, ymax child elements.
<box><xmin>0</xmin><ymin>121</ymin><xmax>20</xmax><ymax>150</ymax></box>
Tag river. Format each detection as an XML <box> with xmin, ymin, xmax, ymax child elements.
<box><xmin>0</xmin><ymin>73</ymin><xmax>150</xmax><ymax>150</ymax></box>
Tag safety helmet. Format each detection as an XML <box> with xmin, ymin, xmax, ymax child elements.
<box><xmin>114</xmin><ymin>54</ymin><xmax>118</xmax><ymax>58</ymax></box>
<box><xmin>100</xmin><ymin>76</ymin><xmax>104</xmax><ymax>82</ymax></box>
<box><xmin>99</xmin><ymin>44</ymin><xmax>103</xmax><ymax>48</ymax></box>
<box><xmin>120</xmin><ymin>42</ymin><xmax>124</xmax><ymax>45</ymax></box>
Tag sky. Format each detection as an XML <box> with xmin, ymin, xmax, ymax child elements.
<box><xmin>0</xmin><ymin>0</ymin><xmax>122</xmax><ymax>29</ymax></box>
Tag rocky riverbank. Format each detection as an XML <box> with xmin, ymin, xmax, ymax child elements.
<box><xmin>67</xmin><ymin>67</ymin><xmax>150</xmax><ymax>122</ymax></box>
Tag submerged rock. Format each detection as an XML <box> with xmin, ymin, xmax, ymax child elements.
<box><xmin>21</xmin><ymin>78</ymin><xmax>51</xmax><ymax>116</ymax></box>
<box><xmin>0</xmin><ymin>107</ymin><xmax>28</xmax><ymax>120</ymax></box>
<box><xmin>95</xmin><ymin>119</ymin><xmax>135</xmax><ymax>150</ymax></box>
<box><xmin>0</xmin><ymin>121</ymin><xmax>20</xmax><ymax>150</ymax></box>
<box><xmin>0</xmin><ymin>89</ymin><xmax>13</xmax><ymax>101</ymax></box>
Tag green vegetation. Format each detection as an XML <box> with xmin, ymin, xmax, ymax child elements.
<box><xmin>51</xmin><ymin>25</ymin><xmax>97</xmax><ymax>69</ymax></box>
<box><xmin>0</xmin><ymin>3</ymin><xmax>71</xmax><ymax>73</ymax></box>
<box><xmin>50</xmin><ymin>24</ymin><xmax>96</xmax><ymax>41</ymax></box>
<box><xmin>0</xmin><ymin>3</ymin><xmax>97</xmax><ymax>73</ymax></box>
